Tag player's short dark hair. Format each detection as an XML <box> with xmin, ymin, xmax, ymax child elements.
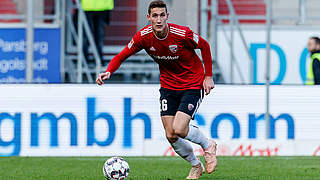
<box><xmin>310</xmin><ymin>36</ymin><xmax>320</xmax><ymax>45</ymax></box>
<box><xmin>148</xmin><ymin>0</ymin><xmax>167</xmax><ymax>14</ymax></box>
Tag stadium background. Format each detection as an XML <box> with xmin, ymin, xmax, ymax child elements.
<box><xmin>0</xmin><ymin>0</ymin><xmax>320</xmax><ymax>158</ymax></box>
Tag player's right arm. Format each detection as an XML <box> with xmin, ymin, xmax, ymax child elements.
<box><xmin>96</xmin><ymin>32</ymin><xmax>144</xmax><ymax>85</ymax></box>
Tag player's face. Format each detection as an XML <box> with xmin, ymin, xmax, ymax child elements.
<box><xmin>308</xmin><ymin>39</ymin><xmax>317</xmax><ymax>52</ymax></box>
<box><xmin>147</xmin><ymin>8</ymin><xmax>169</xmax><ymax>33</ymax></box>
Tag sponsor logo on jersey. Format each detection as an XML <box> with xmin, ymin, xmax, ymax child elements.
<box><xmin>151</xmin><ymin>54</ymin><xmax>179</xmax><ymax>60</ymax></box>
<box><xmin>188</xmin><ymin>104</ymin><xmax>194</xmax><ymax>111</ymax></box>
<box><xmin>169</xmin><ymin>45</ymin><xmax>178</xmax><ymax>53</ymax></box>
<box><xmin>128</xmin><ymin>39</ymin><xmax>134</xmax><ymax>49</ymax></box>
<box><xmin>193</xmin><ymin>33</ymin><xmax>199</xmax><ymax>44</ymax></box>
<box><xmin>150</xmin><ymin>46</ymin><xmax>156</xmax><ymax>51</ymax></box>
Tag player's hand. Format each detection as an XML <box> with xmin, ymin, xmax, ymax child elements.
<box><xmin>203</xmin><ymin>76</ymin><xmax>215</xmax><ymax>95</ymax></box>
<box><xmin>96</xmin><ymin>72</ymin><xmax>111</xmax><ymax>85</ymax></box>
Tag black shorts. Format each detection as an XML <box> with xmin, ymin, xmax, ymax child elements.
<box><xmin>159</xmin><ymin>88</ymin><xmax>204</xmax><ymax>119</ymax></box>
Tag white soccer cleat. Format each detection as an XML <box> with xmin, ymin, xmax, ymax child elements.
<box><xmin>186</xmin><ymin>161</ymin><xmax>205</xmax><ymax>179</ymax></box>
<box><xmin>204</xmin><ymin>139</ymin><xmax>217</xmax><ymax>174</ymax></box>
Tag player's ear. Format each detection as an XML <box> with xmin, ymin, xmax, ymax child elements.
<box><xmin>166</xmin><ymin>13</ymin><xmax>169</xmax><ymax>20</ymax></box>
<box><xmin>147</xmin><ymin>14</ymin><xmax>151</xmax><ymax>21</ymax></box>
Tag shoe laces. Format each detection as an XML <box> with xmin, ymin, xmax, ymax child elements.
<box><xmin>189</xmin><ymin>165</ymin><xmax>201</xmax><ymax>176</ymax></box>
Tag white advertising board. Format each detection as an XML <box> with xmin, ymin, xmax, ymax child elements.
<box><xmin>0</xmin><ymin>84</ymin><xmax>319</xmax><ymax>156</ymax></box>
<box><xmin>217</xmin><ymin>28</ymin><xmax>320</xmax><ymax>85</ymax></box>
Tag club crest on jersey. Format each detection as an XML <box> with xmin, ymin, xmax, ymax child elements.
<box><xmin>169</xmin><ymin>45</ymin><xmax>178</xmax><ymax>53</ymax></box>
<box><xmin>188</xmin><ymin>104</ymin><xmax>194</xmax><ymax>111</ymax></box>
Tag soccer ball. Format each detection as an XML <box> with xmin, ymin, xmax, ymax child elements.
<box><xmin>103</xmin><ymin>157</ymin><xmax>130</xmax><ymax>180</ymax></box>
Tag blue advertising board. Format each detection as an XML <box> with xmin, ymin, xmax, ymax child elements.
<box><xmin>0</xmin><ymin>28</ymin><xmax>60</xmax><ymax>83</ymax></box>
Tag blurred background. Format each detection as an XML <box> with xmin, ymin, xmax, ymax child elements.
<box><xmin>0</xmin><ymin>0</ymin><xmax>320</xmax><ymax>157</ymax></box>
<box><xmin>1</xmin><ymin>0</ymin><xmax>320</xmax><ymax>84</ymax></box>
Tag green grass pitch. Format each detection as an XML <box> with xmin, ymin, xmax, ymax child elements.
<box><xmin>0</xmin><ymin>156</ymin><xmax>319</xmax><ymax>179</ymax></box>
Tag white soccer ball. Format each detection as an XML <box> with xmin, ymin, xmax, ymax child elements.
<box><xmin>103</xmin><ymin>157</ymin><xmax>130</xmax><ymax>180</ymax></box>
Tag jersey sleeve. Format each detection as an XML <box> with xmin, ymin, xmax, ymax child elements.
<box><xmin>185</xmin><ymin>28</ymin><xmax>213</xmax><ymax>76</ymax></box>
<box><xmin>106</xmin><ymin>32</ymin><xmax>144</xmax><ymax>74</ymax></box>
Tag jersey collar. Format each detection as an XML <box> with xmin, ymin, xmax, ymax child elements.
<box><xmin>152</xmin><ymin>23</ymin><xmax>169</xmax><ymax>41</ymax></box>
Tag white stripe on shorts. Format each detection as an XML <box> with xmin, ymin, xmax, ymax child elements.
<box><xmin>191</xmin><ymin>89</ymin><xmax>204</xmax><ymax>119</ymax></box>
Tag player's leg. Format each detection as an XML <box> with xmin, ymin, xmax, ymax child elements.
<box><xmin>173</xmin><ymin>89</ymin><xmax>209</xmax><ymax>149</ymax></box>
<box><xmin>173</xmin><ymin>111</ymin><xmax>209</xmax><ymax>149</ymax></box>
<box><xmin>159</xmin><ymin>88</ymin><xmax>203</xmax><ymax>170</ymax></box>
<box><xmin>161</xmin><ymin>115</ymin><xmax>200</xmax><ymax>166</ymax></box>
<box><xmin>166</xmin><ymin>113</ymin><xmax>204</xmax><ymax>179</ymax></box>
<box><xmin>173</xmin><ymin>89</ymin><xmax>217</xmax><ymax>174</ymax></box>
<box><xmin>162</xmin><ymin>115</ymin><xmax>204</xmax><ymax>179</ymax></box>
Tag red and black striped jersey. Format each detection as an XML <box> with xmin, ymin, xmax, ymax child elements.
<box><xmin>106</xmin><ymin>23</ymin><xmax>213</xmax><ymax>90</ymax></box>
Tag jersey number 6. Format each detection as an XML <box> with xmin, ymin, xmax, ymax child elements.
<box><xmin>161</xmin><ymin>99</ymin><xmax>168</xmax><ymax>111</ymax></box>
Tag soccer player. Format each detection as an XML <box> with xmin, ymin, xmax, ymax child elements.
<box><xmin>96</xmin><ymin>0</ymin><xmax>217</xmax><ymax>179</ymax></box>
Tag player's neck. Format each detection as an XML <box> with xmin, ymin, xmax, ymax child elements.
<box><xmin>153</xmin><ymin>24</ymin><xmax>169</xmax><ymax>40</ymax></box>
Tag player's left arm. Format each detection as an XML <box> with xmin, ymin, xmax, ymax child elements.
<box><xmin>186</xmin><ymin>28</ymin><xmax>214</xmax><ymax>95</ymax></box>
